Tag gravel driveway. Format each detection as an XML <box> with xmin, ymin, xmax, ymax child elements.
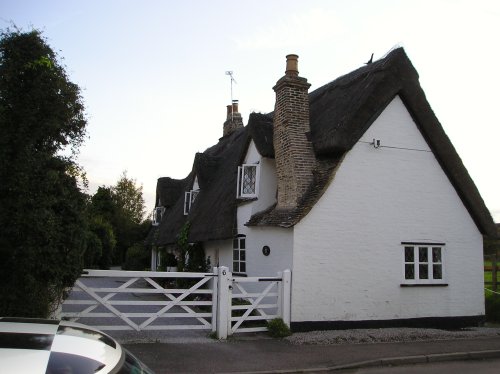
<box><xmin>286</xmin><ymin>326</ymin><xmax>500</xmax><ymax>345</ymax></box>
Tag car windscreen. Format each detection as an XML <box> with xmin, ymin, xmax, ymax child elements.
<box><xmin>116</xmin><ymin>349</ymin><xmax>155</xmax><ymax>374</ymax></box>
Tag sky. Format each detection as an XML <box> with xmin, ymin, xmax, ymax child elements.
<box><xmin>2</xmin><ymin>0</ymin><xmax>500</xmax><ymax>221</ymax></box>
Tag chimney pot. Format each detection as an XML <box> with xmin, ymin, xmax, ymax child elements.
<box><xmin>223</xmin><ymin>102</ymin><xmax>244</xmax><ymax>137</ymax></box>
<box><xmin>285</xmin><ymin>54</ymin><xmax>299</xmax><ymax>76</ymax></box>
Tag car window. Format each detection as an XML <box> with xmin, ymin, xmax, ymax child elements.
<box><xmin>116</xmin><ymin>350</ymin><xmax>155</xmax><ymax>374</ymax></box>
<box><xmin>46</xmin><ymin>351</ymin><xmax>105</xmax><ymax>374</ymax></box>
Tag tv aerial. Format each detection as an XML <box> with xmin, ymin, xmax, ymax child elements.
<box><xmin>225</xmin><ymin>71</ymin><xmax>237</xmax><ymax>120</ymax></box>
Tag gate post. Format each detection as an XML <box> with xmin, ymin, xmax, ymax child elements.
<box><xmin>281</xmin><ymin>269</ymin><xmax>291</xmax><ymax>327</ymax></box>
<box><xmin>216</xmin><ymin>266</ymin><xmax>231</xmax><ymax>339</ymax></box>
<box><xmin>211</xmin><ymin>267</ymin><xmax>218</xmax><ymax>333</ymax></box>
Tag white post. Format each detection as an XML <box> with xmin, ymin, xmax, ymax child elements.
<box><xmin>211</xmin><ymin>267</ymin><xmax>218</xmax><ymax>333</ymax></box>
<box><xmin>151</xmin><ymin>248</ymin><xmax>156</xmax><ymax>271</ymax></box>
<box><xmin>277</xmin><ymin>271</ymin><xmax>283</xmax><ymax>317</ymax></box>
<box><xmin>216</xmin><ymin>266</ymin><xmax>231</xmax><ymax>339</ymax></box>
<box><xmin>281</xmin><ymin>269</ymin><xmax>291</xmax><ymax>327</ymax></box>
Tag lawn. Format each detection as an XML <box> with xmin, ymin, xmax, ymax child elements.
<box><xmin>484</xmin><ymin>260</ymin><xmax>500</xmax><ymax>286</ymax></box>
<box><xmin>484</xmin><ymin>259</ymin><xmax>500</xmax><ymax>322</ymax></box>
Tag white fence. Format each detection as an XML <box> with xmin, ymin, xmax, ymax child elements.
<box><xmin>61</xmin><ymin>266</ymin><xmax>291</xmax><ymax>339</ymax></box>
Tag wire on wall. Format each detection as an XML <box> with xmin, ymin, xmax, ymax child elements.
<box><xmin>359</xmin><ymin>140</ymin><xmax>432</xmax><ymax>153</ymax></box>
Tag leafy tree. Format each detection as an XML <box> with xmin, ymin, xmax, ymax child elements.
<box><xmin>83</xmin><ymin>187</ymin><xmax>117</xmax><ymax>269</ymax></box>
<box><xmin>122</xmin><ymin>243</ymin><xmax>150</xmax><ymax>271</ymax></box>
<box><xmin>90</xmin><ymin>186</ymin><xmax>116</xmax><ymax>224</ymax></box>
<box><xmin>112</xmin><ymin>171</ymin><xmax>146</xmax><ymax>224</ymax></box>
<box><xmin>84</xmin><ymin>175</ymin><xmax>149</xmax><ymax>267</ymax></box>
<box><xmin>111</xmin><ymin>172</ymin><xmax>147</xmax><ymax>264</ymax></box>
<box><xmin>84</xmin><ymin>216</ymin><xmax>116</xmax><ymax>269</ymax></box>
<box><xmin>0</xmin><ymin>28</ymin><xmax>88</xmax><ymax>317</ymax></box>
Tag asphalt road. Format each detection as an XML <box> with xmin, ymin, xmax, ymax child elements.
<box><xmin>124</xmin><ymin>337</ymin><xmax>500</xmax><ymax>373</ymax></box>
<box><xmin>335</xmin><ymin>358</ymin><xmax>500</xmax><ymax>374</ymax></box>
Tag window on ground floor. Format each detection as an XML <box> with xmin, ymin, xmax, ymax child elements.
<box><xmin>233</xmin><ymin>234</ymin><xmax>246</xmax><ymax>274</ymax></box>
<box><xmin>402</xmin><ymin>242</ymin><xmax>445</xmax><ymax>285</ymax></box>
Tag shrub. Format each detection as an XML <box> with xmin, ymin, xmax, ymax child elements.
<box><xmin>122</xmin><ymin>243</ymin><xmax>150</xmax><ymax>270</ymax></box>
<box><xmin>485</xmin><ymin>291</ymin><xmax>500</xmax><ymax>322</ymax></box>
<box><xmin>266</xmin><ymin>318</ymin><xmax>292</xmax><ymax>338</ymax></box>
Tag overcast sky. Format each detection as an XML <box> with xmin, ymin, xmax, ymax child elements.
<box><xmin>2</xmin><ymin>0</ymin><xmax>499</xmax><ymax>221</ymax></box>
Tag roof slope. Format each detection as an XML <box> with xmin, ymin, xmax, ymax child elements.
<box><xmin>247</xmin><ymin>112</ymin><xmax>274</xmax><ymax>158</ymax></box>
<box><xmin>149</xmin><ymin>47</ymin><xmax>496</xmax><ymax>245</ymax></box>
<box><xmin>149</xmin><ymin>127</ymin><xmax>250</xmax><ymax>245</ymax></box>
<box><xmin>187</xmin><ymin>127</ymin><xmax>250</xmax><ymax>242</ymax></box>
<box><xmin>248</xmin><ymin>48</ymin><xmax>496</xmax><ymax>236</ymax></box>
<box><xmin>146</xmin><ymin>174</ymin><xmax>193</xmax><ymax>245</ymax></box>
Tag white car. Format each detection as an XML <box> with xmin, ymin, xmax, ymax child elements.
<box><xmin>0</xmin><ymin>317</ymin><xmax>155</xmax><ymax>374</ymax></box>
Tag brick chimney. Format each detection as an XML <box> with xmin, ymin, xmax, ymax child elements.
<box><xmin>273</xmin><ymin>54</ymin><xmax>316</xmax><ymax>209</ymax></box>
<box><xmin>223</xmin><ymin>101</ymin><xmax>243</xmax><ymax>136</ymax></box>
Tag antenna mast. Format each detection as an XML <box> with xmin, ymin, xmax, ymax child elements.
<box><xmin>225</xmin><ymin>71</ymin><xmax>237</xmax><ymax>120</ymax></box>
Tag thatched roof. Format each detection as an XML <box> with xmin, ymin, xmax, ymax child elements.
<box><xmin>156</xmin><ymin>177</ymin><xmax>188</xmax><ymax>208</ymax></box>
<box><xmin>148</xmin><ymin>47</ymin><xmax>496</xmax><ymax>245</ymax></box>
<box><xmin>148</xmin><ymin>127</ymin><xmax>250</xmax><ymax>245</ymax></box>
<box><xmin>249</xmin><ymin>48</ymin><xmax>496</xmax><ymax>237</ymax></box>
<box><xmin>247</xmin><ymin>112</ymin><xmax>274</xmax><ymax>158</ymax></box>
<box><xmin>187</xmin><ymin>127</ymin><xmax>250</xmax><ymax>242</ymax></box>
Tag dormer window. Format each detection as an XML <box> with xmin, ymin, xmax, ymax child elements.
<box><xmin>237</xmin><ymin>164</ymin><xmax>259</xmax><ymax>198</ymax></box>
<box><xmin>184</xmin><ymin>189</ymin><xmax>199</xmax><ymax>215</ymax></box>
<box><xmin>152</xmin><ymin>206</ymin><xmax>165</xmax><ymax>226</ymax></box>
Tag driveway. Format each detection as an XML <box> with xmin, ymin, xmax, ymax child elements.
<box><xmin>61</xmin><ymin>274</ymin><xmax>213</xmax><ymax>343</ymax></box>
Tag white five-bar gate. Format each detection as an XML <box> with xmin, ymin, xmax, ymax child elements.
<box><xmin>61</xmin><ymin>267</ymin><xmax>291</xmax><ymax>339</ymax></box>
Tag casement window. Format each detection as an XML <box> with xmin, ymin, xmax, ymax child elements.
<box><xmin>184</xmin><ymin>189</ymin><xmax>199</xmax><ymax>215</ymax></box>
<box><xmin>402</xmin><ymin>243</ymin><xmax>445</xmax><ymax>285</ymax></box>
<box><xmin>233</xmin><ymin>235</ymin><xmax>246</xmax><ymax>274</ymax></box>
<box><xmin>152</xmin><ymin>206</ymin><xmax>165</xmax><ymax>226</ymax></box>
<box><xmin>237</xmin><ymin>164</ymin><xmax>260</xmax><ymax>198</ymax></box>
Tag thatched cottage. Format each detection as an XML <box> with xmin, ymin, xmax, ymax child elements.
<box><xmin>147</xmin><ymin>48</ymin><xmax>495</xmax><ymax>330</ymax></box>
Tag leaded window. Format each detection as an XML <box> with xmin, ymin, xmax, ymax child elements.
<box><xmin>152</xmin><ymin>206</ymin><xmax>165</xmax><ymax>226</ymax></box>
<box><xmin>184</xmin><ymin>189</ymin><xmax>200</xmax><ymax>215</ymax></box>
<box><xmin>237</xmin><ymin>164</ymin><xmax>259</xmax><ymax>198</ymax></box>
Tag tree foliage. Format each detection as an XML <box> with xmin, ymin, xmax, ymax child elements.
<box><xmin>110</xmin><ymin>172</ymin><xmax>148</xmax><ymax>264</ymax></box>
<box><xmin>83</xmin><ymin>175</ymin><xmax>149</xmax><ymax>268</ymax></box>
<box><xmin>112</xmin><ymin>171</ymin><xmax>145</xmax><ymax>225</ymax></box>
<box><xmin>0</xmin><ymin>28</ymin><xmax>88</xmax><ymax>317</ymax></box>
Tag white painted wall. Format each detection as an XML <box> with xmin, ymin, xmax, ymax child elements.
<box><xmin>223</xmin><ymin>140</ymin><xmax>294</xmax><ymax>276</ymax></box>
<box><xmin>204</xmin><ymin>239</ymin><xmax>232</xmax><ymax>269</ymax></box>
<box><xmin>293</xmin><ymin>96</ymin><xmax>484</xmax><ymax>322</ymax></box>
<box><xmin>242</xmin><ymin>141</ymin><xmax>278</xmax><ymax>214</ymax></box>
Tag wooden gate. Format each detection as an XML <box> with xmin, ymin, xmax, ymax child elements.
<box><xmin>216</xmin><ymin>268</ymin><xmax>291</xmax><ymax>338</ymax></box>
<box><xmin>61</xmin><ymin>267</ymin><xmax>291</xmax><ymax>339</ymax></box>
<box><xmin>61</xmin><ymin>269</ymin><xmax>217</xmax><ymax>332</ymax></box>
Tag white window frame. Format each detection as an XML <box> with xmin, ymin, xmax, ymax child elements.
<box><xmin>184</xmin><ymin>189</ymin><xmax>200</xmax><ymax>215</ymax></box>
<box><xmin>237</xmin><ymin>163</ymin><xmax>260</xmax><ymax>198</ymax></box>
<box><xmin>233</xmin><ymin>235</ymin><xmax>246</xmax><ymax>274</ymax></box>
<box><xmin>402</xmin><ymin>243</ymin><xmax>445</xmax><ymax>285</ymax></box>
<box><xmin>152</xmin><ymin>206</ymin><xmax>165</xmax><ymax>226</ymax></box>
